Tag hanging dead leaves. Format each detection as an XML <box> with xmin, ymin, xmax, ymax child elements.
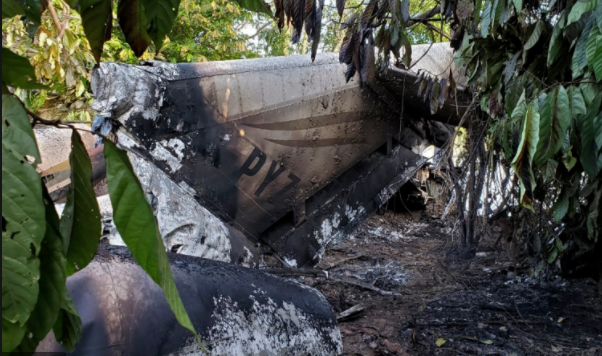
<box><xmin>338</xmin><ymin>0</ymin><xmax>417</xmax><ymax>84</ymax></box>
<box><xmin>416</xmin><ymin>69</ymin><xmax>456</xmax><ymax>115</ymax></box>
<box><xmin>275</xmin><ymin>0</ymin><xmax>325</xmax><ymax>61</ymax></box>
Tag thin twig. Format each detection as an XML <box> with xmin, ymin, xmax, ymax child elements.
<box><xmin>262</xmin><ymin>268</ymin><xmax>329</xmax><ymax>278</ymax></box>
<box><xmin>328</xmin><ymin>277</ymin><xmax>409</xmax><ymax>297</ymax></box>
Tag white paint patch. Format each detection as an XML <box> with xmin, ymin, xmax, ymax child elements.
<box><xmin>223</xmin><ymin>134</ymin><xmax>231</xmax><ymax>142</ymax></box>
<box><xmin>150</xmin><ymin>143</ymin><xmax>183</xmax><ymax>174</ymax></box>
<box><xmin>91</xmin><ymin>62</ymin><xmax>180</xmax><ymax>127</ymax></box>
<box><xmin>165</xmin><ymin>138</ymin><xmax>186</xmax><ymax>161</ymax></box>
<box><xmin>178</xmin><ymin>295</ymin><xmax>343</xmax><ymax>356</ymax></box>
<box><xmin>125</xmin><ymin>149</ymin><xmax>232</xmax><ymax>262</ymax></box>
<box><xmin>284</xmin><ymin>257</ymin><xmax>298</xmax><ymax>268</ymax></box>
<box><xmin>241</xmin><ymin>247</ymin><xmax>255</xmax><ymax>268</ymax></box>
<box><xmin>345</xmin><ymin>205</ymin><xmax>366</xmax><ymax>224</ymax></box>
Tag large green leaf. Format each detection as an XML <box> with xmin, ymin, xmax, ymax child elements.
<box><xmin>568</xmin><ymin>0</ymin><xmax>599</xmax><ymax>26</ymax></box>
<box><xmin>511</xmin><ymin>101</ymin><xmax>540</xmax><ymax>210</ymax></box>
<box><xmin>572</xmin><ymin>16</ymin><xmax>596</xmax><ymax>78</ymax></box>
<box><xmin>535</xmin><ymin>86</ymin><xmax>571</xmax><ymax>167</ymax></box>
<box><xmin>596</xmin><ymin>0</ymin><xmax>602</xmax><ymax>31</ymax></box>
<box><xmin>143</xmin><ymin>0</ymin><xmax>181</xmax><ymax>52</ymax></box>
<box><xmin>2</xmin><ymin>318</ymin><xmax>26</xmax><ymax>352</ymax></box>
<box><xmin>234</xmin><ymin>0</ymin><xmax>272</xmax><ymax>15</ymax></box>
<box><xmin>593</xmin><ymin>36</ymin><xmax>602</xmax><ymax>81</ymax></box>
<box><xmin>580</xmin><ymin>93</ymin><xmax>602</xmax><ymax>177</ymax></box>
<box><xmin>548</xmin><ymin>15</ymin><xmax>566</xmax><ymax>67</ymax></box>
<box><xmin>72</xmin><ymin>0</ymin><xmax>113</xmax><ymax>62</ymax></box>
<box><xmin>2</xmin><ymin>95</ymin><xmax>41</xmax><ymax>164</ymax></box>
<box><xmin>569</xmin><ymin>86</ymin><xmax>588</xmax><ymax>117</ymax></box>
<box><xmin>553</xmin><ymin>190</ymin><xmax>569</xmax><ymax>222</ymax></box>
<box><xmin>118</xmin><ymin>0</ymin><xmax>152</xmax><ymax>57</ymax></box>
<box><xmin>581</xmin><ymin>82</ymin><xmax>600</xmax><ymax>107</ymax></box>
<box><xmin>513</xmin><ymin>0</ymin><xmax>522</xmax><ymax>13</ymax></box>
<box><xmin>53</xmin><ymin>290</ymin><xmax>82</xmax><ymax>352</ymax></box>
<box><xmin>1</xmin><ymin>48</ymin><xmax>46</xmax><ymax>90</ymax></box>
<box><xmin>15</xmin><ymin>188</ymin><xmax>66</xmax><ymax>352</ymax></box>
<box><xmin>481</xmin><ymin>1</ymin><xmax>492</xmax><ymax>38</ymax></box>
<box><xmin>2</xmin><ymin>94</ymin><xmax>45</xmax><ymax>326</ymax></box>
<box><xmin>60</xmin><ymin>131</ymin><xmax>101</xmax><ymax>276</ymax></box>
<box><xmin>586</xmin><ymin>26</ymin><xmax>601</xmax><ymax>70</ymax></box>
<box><xmin>524</xmin><ymin>21</ymin><xmax>545</xmax><ymax>50</ymax></box>
<box><xmin>2</xmin><ymin>0</ymin><xmax>25</xmax><ymax>19</ymax></box>
<box><xmin>104</xmin><ymin>141</ymin><xmax>200</xmax><ymax>342</ymax></box>
<box><xmin>504</xmin><ymin>52</ymin><xmax>521</xmax><ymax>84</ymax></box>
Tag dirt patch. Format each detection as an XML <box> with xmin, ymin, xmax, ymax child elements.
<box><xmin>288</xmin><ymin>210</ymin><xmax>602</xmax><ymax>356</ymax></box>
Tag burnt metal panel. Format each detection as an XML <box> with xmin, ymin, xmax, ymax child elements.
<box><xmin>37</xmin><ymin>246</ymin><xmax>342</xmax><ymax>355</ymax></box>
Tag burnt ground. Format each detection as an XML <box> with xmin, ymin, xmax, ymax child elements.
<box><xmin>290</xmin><ymin>210</ymin><xmax>602</xmax><ymax>356</ymax></box>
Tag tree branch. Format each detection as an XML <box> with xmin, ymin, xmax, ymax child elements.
<box><xmin>244</xmin><ymin>22</ymin><xmax>272</xmax><ymax>39</ymax></box>
<box><xmin>406</xmin><ymin>5</ymin><xmax>442</xmax><ymax>27</ymax></box>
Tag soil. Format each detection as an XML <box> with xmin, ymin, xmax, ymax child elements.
<box><xmin>290</xmin><ymin>210</ymin><xmax>602</xmax><ymax>356</ymax></box>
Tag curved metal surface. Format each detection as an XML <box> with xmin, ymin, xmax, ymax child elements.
<box><xmin>90</xmin><ymin>45</ymin><xmax>459</xmax><ymax>267</ymax></box>
<box><xmin>37</xmin><ymin>245</ymin><xmax>343</xmax><ymax>356</ymax></box>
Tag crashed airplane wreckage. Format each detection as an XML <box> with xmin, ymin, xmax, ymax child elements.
<box><xmin>35</xmin><ymin>43</ymin><xmax>468</xmax><ymax>355</ymax></box>
<box><xmin>87</xmin><ymin>43</ymin><xmax>468</xmax><ymax>268</ymax></box>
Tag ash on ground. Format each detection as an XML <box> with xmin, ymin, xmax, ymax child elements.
<box><xmin>273</xmin><ymin>208</ymin><xmax>602</xmax><ymax>356</ymax></box>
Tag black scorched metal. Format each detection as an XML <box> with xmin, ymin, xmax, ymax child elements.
<box><xmin>90</xmin><ymin>44</ymin><xmax>466</xmax><ymax>268</ymax></box>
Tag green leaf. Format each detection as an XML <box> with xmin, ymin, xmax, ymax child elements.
<box><xmin>548</xmin><ymin>16</ymin><xmax>566</xmax><ymax>67</ymax></box>
<box><xmin>555</xmin><ymin>237</ymin><xmax>564</xmax><ymax>253</ymax></box>
<box><xmin>524</xmin><ymin>21</ymin><xmax>545</xmax><ymax>50</ymax></box>
<box><xmin>569</xmin><ymin>86</ymin><xmax>588</xmax><ymax>117</ymax></box>
<box><xmin>104</xmin><ymin>141</ymin><xmax>200</xmax><ymax>343</ymax></box>
<box><xmin>568</xmin><ymin>0</ymin><xmax>599</xmax><ymax>26</ymax></box>
<box><xmin>72</xmin><ymin>0</ymin><xmax>113</xmax><ymax>62</ymax></box>
<box><xmin>14</xmin><ymin>188</ymin><xmax>66</xmax><ymax>352</ymax></box>
<box><xmin>553</xmin><ymin>190</ymin><xmax>569</xmax><ymax>221</ymax></box>
<box><xmin>2</xmin><ymin>318</ymin><xmax>26</xmax><ymax>352</ymax></box>
<box><xmin>60</xmin><ymin>131</ymin><xmax>101</xmax><ymax>276</ymax></box>
<box><xmin>597</xmin><ymin>0</ymin><xmax>602</xmax><ymax>31</ymax></box>
<box><xmin>234</xmin><ymin>0</ymin><xmax>272</xmax><ymax>15</ymax></box>
<box><xmin>580</xmin><ymin>93</ymin><xmax>602</xmax><ymax>177</ymax></box>
<box><xmin>143</xmin><ymin>0</ymin><xmax>181</xmax><ymax>51</ymax></box>
<box><xmin>511</xmin><ymin>90</ymin><xmax>528</xmax><ymax>119</ymax></box>
<box><xmin>117</xmin><ymin>0</ymin><xmax>152</xmax><ymax>57</ymax></box>
<box><xmin>593</xmin><ymin>36</ymin><xmax>602</xmax><ymax>81</ymax></box>
<box><xmin>548</xmin><ymin>248</ymin><xmax>558</xmax><ymax>264</ymax></box>
<box><xmin>512</xmin><ymin>101</ymin><xmax>540</xmax><ymax>210</ymax></box>
<box><xmin>581</xmin><ymin>82</ymin><xmax>600</xmax><ymax>107</ymax></box>
<box><xmin>436</xmin><ymin>338</ymin><xmax>447</xmax><ymax>347</ymax></box>
<box><xmin>543</xmin><ymin>159</ymin><xmax>559</xmax><ymax>182</ymax></box>
<box><xmin>52</xmin><ymin>290</ymin><xmax>82</xmax><ymax>352</ymax></box>
<box><xmin>2</xmin><ymin>0</ymin><xmax>25</xmax><ymax>19</ymax></box>
<box><xmin>1</xmin><ymin>48</ymin><xmax>46</xmax><ymax>90</ymax></box>
<box><xmin>2</xmin><ymin>94</ymin><xmax>45</xmax><ymax>326</ymax></box>
<box><xmin>504</xmin><ymin>51</ymin><xmax>521</xmax><ymax>84</ymax></box>
<box><xmin>2</xmin><ymin>95</ymin><xmax>41</xmax><ymax>164</ymax></box>
<box><xmin>586</xmin><ymin>26</ymin><xmax>601</xmax><ymax>70</ymax></box>
<box><xmin>1</xmin><ymin>148</ymin><xmax>43</xmax><ymax>326</ymax></box>
<box><xmin>491</xmin><ymin>0</ymin><xmax>503</xmax><ymax>33</ymax></box>
<box><xmin>481</xmin><ymin>1</ymin><xmax>492</xmax><ymax>38</ymax></box>
<box><xmin>513</xmin><ymin>0</ymin><xmax>522</xmax><ymax>12</ymax></box>
<box><xmin>572</xmin><ymin>16</ymin><xmax>596</xmax><ymax>78</ymax></box>
<box><xmin>535</xmin><ymin>86</ymin><xmax>571</xmax><ymax>167</ymax></box>
<box><xmin>563</xmin><ymin>150</ymin><xmax>578</xmax><ymax>170</ymax></box>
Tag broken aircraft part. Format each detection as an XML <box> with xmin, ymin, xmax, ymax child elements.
<box><xmin>37</xmin><ymin>245</ymin><xmax>343</xmax><ymax>356</ymax></box>
<box><xmin>89</xmin><ymin>44</ymin><xmax>462</xmax><ymax>267</ymax></box>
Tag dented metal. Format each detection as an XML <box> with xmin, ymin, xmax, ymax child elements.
<box><xmin>90</xmin><ymin>44</ymin><xmax>459</xmax><ymax>267</ymax></box>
